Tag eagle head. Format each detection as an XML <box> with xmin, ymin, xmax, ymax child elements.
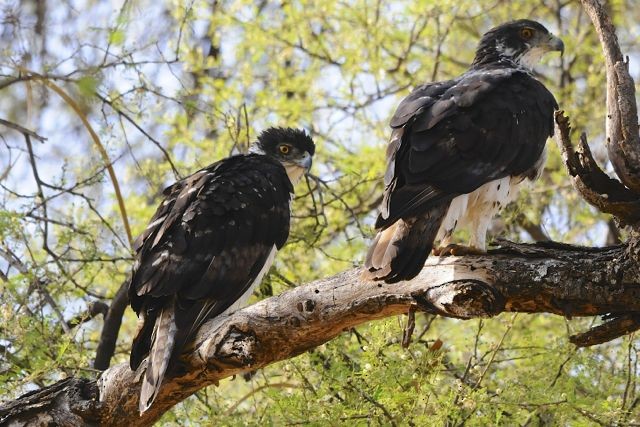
<box><xmin>251</xmin><ymin>127</ymin><xmax>316</xmax><ymax>184</ymax></box>
<box><xmin>472</xmin><ymin>19</ymin><xmax>564</xmax><ymax>70</ymax></box>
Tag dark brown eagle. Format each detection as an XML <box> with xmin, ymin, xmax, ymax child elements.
<box><xmin>129</xmin><ymin>127</ymin><xmax>315</xmax><ymax>412</ymax></box>
<box><xmin>365</xmin><ymin>20</ymin><xmax>563</xmax><ymax>283</ymax></box>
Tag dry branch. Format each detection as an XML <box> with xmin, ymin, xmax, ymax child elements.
<box><xmin>66</xmin><ymin>301</ymin><xmax>110</xmax><ymax>329</ymax></box>
<box><xmin>555</xmin><ymin>1</ymin><xmax>640</xmax><ymax>227</ymax></box>
<box><xmin>7</xmin><ymin>69</ymin><xmax>135</xmax><ymax>248</ymax></box>
<box><xmin>580</xmin><ymin>0</ymin><xmax>640</xmax><ymax>193</ymax></box>
<box><xmin>554</xmin><ymin>111</ymin><xmax>640</xmax><ymax>225</ymax></box>
<box><xmin>3</xmin><ymin>241</ymin><xmax>640</xmax><ymax>426</ymax></box>
<box><xmin>0</xmin><ymin>118</ymin><xmax>47</xmax><ymax>142</ymax></box>
<box><xmin>569</xmin><ymin>313</ymin><xmax>640</xmax><ymax>347</ymax></box>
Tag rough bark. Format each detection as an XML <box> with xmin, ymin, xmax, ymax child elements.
<box><xmin>2</xmin><ymin>241</ymin><xmax>640</xmax><ymax>426</ymax></box>
<box><xmin>580</xmin><ymin>0</ymin><xmax>640</xmax><ymax>193</ymax></box>
<box><xmin>554</xmin><ymin>111</ymin><xmax>640</xmax><ymax>225</ymax></box>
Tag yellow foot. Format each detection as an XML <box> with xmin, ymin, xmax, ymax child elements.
<box><xmin>432</xmin><ymin>244</ymin><xmax>485</xmax><ymax>257</ymax></box>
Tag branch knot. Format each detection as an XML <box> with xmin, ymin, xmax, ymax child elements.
<box><xmin>414</xmin><ymin>280</ymin><xmax>504</xmax><ymax>319</ymax></box>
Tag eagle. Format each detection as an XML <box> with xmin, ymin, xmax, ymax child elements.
<box><xmin>128</xmin><ymin>127</ymin><xmax>315</xmax><ymax>413</ymax></box>
<box><xmin>365</xmin><ymin>19</ymin><xmax>563</xmax><ymax>283</ymax></box>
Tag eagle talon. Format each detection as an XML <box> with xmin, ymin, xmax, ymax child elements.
<box><xmin>433</xmin><ymin>244</ymin><xmax>485</xmax><ymax>257</ymax></box>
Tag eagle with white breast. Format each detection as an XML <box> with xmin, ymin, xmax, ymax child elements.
<box><xmin>365</xmin><ymin>19</ymin><xmax>563</xmax><ymax>283</ymax></box>
<box><xmin>129</xmin><ymin>127</ymin><xmax>315</xmax><ymax>412</ymax></box>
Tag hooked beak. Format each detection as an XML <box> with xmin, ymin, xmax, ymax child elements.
<box><xmin>546</xmin><ymin>34</ymin><xmax>564</xmax><ymax>56</ymax></box>
<box><xmin>297</xmin><ymin>151</ymin><xmax>313</xmax><ymax>172</ymax></box>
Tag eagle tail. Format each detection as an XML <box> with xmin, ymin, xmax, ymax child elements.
<box><xmin>364</xmin><ymin>203</ymin><xmax>449</xmax><ymax>283</ymax></box>
<box><xmin>130</xmin><ymin>310</ymin><xmax>155</xmax><ymax>372</ymax></box>
<box><xmin>139</xmin><ymin>303</ymin><xmax>177</xmax><ymax>414</ymax></box>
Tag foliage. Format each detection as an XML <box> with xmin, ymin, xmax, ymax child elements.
<box><xmin>1</xmin><ymin>0</ymin><xmax>640</xmax><ymax>424</ymax></box>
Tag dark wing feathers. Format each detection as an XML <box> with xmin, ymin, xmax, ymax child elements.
<box><xmin>129</xmin><ymin>154</ymin><xmax>292</xmax><ymax>370</ymax></box>
<box><xmin>174</xmin><ymin>245</ymin><xmax>274</xmax><ymax>348</ymax></box>
<box><xmin>390</xmin><ymin>81</ymin><xmax>454</xmax><ymax>128</ymax></box>
<box><xmin>131</xmin><ymin>156</ymin><xmax>290</xmax><ymax>300</ymax></box>
<box><xmin>377</xmin><ymin>68</ymin><xmax>557</xmax><ymax>228</ymax></box>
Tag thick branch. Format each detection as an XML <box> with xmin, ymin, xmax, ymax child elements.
<box><xmin>2</xmin><ymin>242</ymin><xmax>640</xmax><ymax>426</ymax></box>
<box><xmin>580</xmin><ymin>0</ymin><xmax>640</xmax><ymax>193</ymax></box>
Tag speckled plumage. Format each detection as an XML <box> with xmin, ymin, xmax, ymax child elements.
<box><xmin>129</xmin><ymin>127</ymin><xmax>314</xmax><ymax>412</ymax></box>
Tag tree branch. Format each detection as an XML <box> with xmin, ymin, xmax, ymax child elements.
<box><xmin>66</xmin><ymin>301</ymin><xmax>110</xmax><ymax>329</ymax></box>
<box><xmin>0</xmin><ymin>118</ymin><xmax>47</xmax><ymax>142</ymax></box>
<box><xmin>569</xmin><ymin>313</ymin><xmax>640</xmax><ymax>347</ymax></box>
<box><xmin>2</xmin><ymin>242</ymin><xmax>640</xmax><ymax>426</ymax></box>
<box><xmin>94</xmin><ymin>280</ymin><xmax>130</xmax><ymax>370</ymax></box>
<box><xmin>554</xmin><ymin>111</ymin><xmax>640</xmax><ymax>225</ymax></box>
<box><xmin>580</xmin><ymin>0</ymin><xmax>640</xmax><ymax>193</ymax></box>
<box><xmin>516</xmin><ymin>213</ymin><xmax>550</xmax><ymax>242</ymax></box>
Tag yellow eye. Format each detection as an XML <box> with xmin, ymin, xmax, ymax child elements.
<box><xmin>520</xmin><ymin>28</ymin><xmax>534</xmax><ymax>40</ymax></box>
<box><xmin>279</xmin><ymin>144</ymin><xmax>290</xmax><ymax>154</ymax></box>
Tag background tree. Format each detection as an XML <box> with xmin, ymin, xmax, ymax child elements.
<box><xmin>0</xmin><ymin>0</ymin><xmax>639</xmax><ymax>425</ymax></box>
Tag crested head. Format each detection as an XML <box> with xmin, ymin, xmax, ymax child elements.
<box><xmin>251</xmin><ymin>127</ymin><xmax>316</xmax><ymax>184</ymax></box>
<box><xmin>254</xmin><ymin>127</ymin><xmax>315</xmax><ymax>156</ymax></box>
<box><xmin>471</xmin><ymin>19</ymin><xmax>564</xmax><ymax>70</ymax></box>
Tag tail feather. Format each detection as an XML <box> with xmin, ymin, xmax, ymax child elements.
<box><xmin>130</xmin><ymin>310</ymin><xmax>155</xmax><ymax>371</ymax></box>
<box><xmin>364</xmin><ymin>203</ymin><xmax>449</xmax><ymax>283</ymax></box>
<box><xmin>139</xmin><ymin>303</ymin><xmax>176</xmax><ymax>414</ymax></box>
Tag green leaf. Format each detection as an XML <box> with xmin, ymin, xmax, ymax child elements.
<box><xmin>76</xmin><ymin>76</ymin><xmax>98</xmax><ymax>98</ymax></box>
<box><xmin>108</xmin><ymin>29</ymin><xmax>125</xmax><ymax>46</ymax></box>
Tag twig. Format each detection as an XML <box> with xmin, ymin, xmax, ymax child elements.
<box><xmin>224</xmin><ymin>382</ymin><xmax>300</xmax><ymax>416</ymax></box>
<box><xmin>402</xmin><ymin>305</ymin><xmax>416</xmax><ymax>348</ymax></box>
<box><xmin>17</xmin><ymin>69</ymin><xmax>133</xmax><ymax>248</ymax></box>
<box><xmin>621</xmin><ymin>333</ymin><xmax>635</xmax><ymax>413</ymax></box>
<box><xmin>0</xmin><ymin>118</ymin><xmax>47</xmax><ymax>142</ymax></box>
<box><xmin>96</xmin><ymin>92</ymin><xmax>181</xmax><ymax>179</ymax></box>
<box><xmin>66</xmin><ymin>301</ymin><xmax>110</xmax><ymax>329</ymax></box>
<box><xmin>473</xmin><ymin>314</ymin><xmax>517</xmax><ymax>390</ymax></box>
<box><xmin>346</xmin><ymin>380</ymin><xmax>397</xmax><ymax>427</ymax></box>
<box><xmin>549</xmin><ymin>351</ymin><xmax>575</xmax><ymax>388</ymax></box>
